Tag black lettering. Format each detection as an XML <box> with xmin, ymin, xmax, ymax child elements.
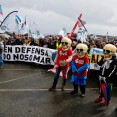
<box><xmin>24</xmin><ymin>54</ymin><xmax>29</xmax><ymax>60</ymax></box>
<box><xmin>13</xmin><ymin>54</ymin><xmax>19</xmax><ymax>60</ymax></box>
<box><xmin>7</xmin><ymin>54</ymin><xmax>11</xmax><ymax>60</ymax></box>
<box><xmin>4</xmin><ymin>47</ymin><xmax>7</xmax><ymax>52</ymax></box>
<box><xmin>41</xmin><ymin>49</ymin><xmax>44</xmax><ymax>55</ymax></box>
<box><xmin>22</xmin><ymin>47</ymin><xmax>26</xmax><ymax>53</ymax></box>
<box><xmin>20</xmin><ymin>54</ymin><xmax>24</xmax><ymax>60</ymax></box>
<box><xmin>91</xmin><ymin>54</ymin><xmax>95</xmax><ymax>63</ymax></box>
<box><xmin>40</xmin><ymin>57</ymin><xmax>44</xmax><ymax>63</ymax></box>
<box><xmin>33</xmin><ymin>55</ymin><xmax>40</xmax><ymax>62</ymax></box>
<box><xmin>15</xmin><ymin>47</ymin><xmax>20</xmax><ymax>53</ymax></box>
<box><xmin>46</xmin><ymin>58</ymin><xmax>50</xmax><ymax>64</ymax></box>
<box><xmin>8</xmin><ymin>47</ymin><xmax>12</xmax><ymax>53</ymax></box>
<box><xmin>29</xmin><ymin>55</ymin><xmax>32</xmax><ymax>61</ymax></box>
<box><xmin>97</xmin><ymin>54</ymin><xmax>99</xmax><ymax>63</ymax></box>
<box><xmin>32</xmin><ymin>48</ymin><xmax>35</xmax><ymax>54</ymax></box>
<box><xmin>45</xmin><ymin>50</ymin><xmax>48</xmax><ymax>56</ymax></box>
<box><xmin>26</xmin><ymin>47</ymin><xmax>31</xmax><ymax>53</ymax></box>
<box><xmin>35</xmin><ymin>48</ymin><xmax>40</xmax><ymax>54</ymax></box>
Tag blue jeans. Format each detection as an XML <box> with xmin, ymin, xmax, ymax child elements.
<box><xmin>0</xmin><ymin>54</ymin><xmax>3</xmax><ymax>66</ymax></box>
<box><xmin>53</xmin><ymin>67</ymin><xmax>67</xmax><ymax>87</ymax></box>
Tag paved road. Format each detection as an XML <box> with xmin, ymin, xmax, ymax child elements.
<box><xmin>0</xmin><ymin>62</ymin><xmax>117</xmax><ymax>117</ymax></box>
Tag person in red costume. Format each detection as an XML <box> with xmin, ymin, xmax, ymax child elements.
<box><xmin>70</xmin><ymin>43</ymin><xmax>89</xmax><ymax>97</ymax></box>
<box><xmin>48</xmin><ymin>37</ymin><xmax>72</xmax><ymax>91</ymax></box>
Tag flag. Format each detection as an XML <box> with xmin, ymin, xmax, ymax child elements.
<box><xmin>24</xmin><ymin>17</ymin><xmax>26</xmax><ymax>25</ymax></box>
<box><xmin>0</xmin><ymin>5</ymin><xmax>3</xmax><ymax>25</ymax></box>
<box><xmin>0</xmin><ymin>5</ymin><xmax>3</xmax><ymax>15</ymax></box>
<box><xmin>91</xmin><ymin>34</ymin><xmax>97</xmax><ymax>39</ymax></box>
<box><xmin>21</xmin><ymin>16</ymin><xmax>29</xmax><ymax>34</ymax></box>
<box><xmin>78</xmin><ymin>19</ymin><xmax>86</xmax><ymax>27</ymax></box>
<box><xmin>15</xmin><ymin>15</ymin><xmax>22</xmax><ymax>33</ymax></box>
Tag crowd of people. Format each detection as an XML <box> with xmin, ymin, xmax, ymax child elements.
<box><xmin>2</xmin><ymin>33</ymin><xmax>117</xmax><ymax>51</ymax></box>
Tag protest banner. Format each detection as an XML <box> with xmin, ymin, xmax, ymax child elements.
<box><xmin>90</xmin><ymin>48</ymin><xmax>103</xmax><ymax>70</ymax></box>
<box><xmin>3</xmin><ymin>45</ymin><xmax>56</xmax><ymax>65</ymax></box>
<box><xmin>3</xmin><ymin>46</ymin><xmax>116</xmax><ymax>69</ymax></box>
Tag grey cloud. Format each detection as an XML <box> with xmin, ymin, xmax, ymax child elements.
<box><xmin>1</xmin><ymin>0</ymin><xmax>117</xmax><ymax>35</ymax></box>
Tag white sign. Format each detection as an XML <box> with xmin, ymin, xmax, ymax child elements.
<box><xmin>90</xmin><ymin>48</ymin><xmax>103</xmax><ymax>70</ymax></box>
<box><xmin>3</xmin><ymin>45</ymin><xmax>56</xmax><ymax>65</ymax></box>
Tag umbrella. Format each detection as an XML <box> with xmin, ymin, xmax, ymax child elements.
<box><xmin>108</xmin><ymin>83</ymin><xmax>113</xmax><ymax>102</ymax></box>
<box><xmin>100</xmin><ymin>83</ymin><xmax>113</xmax><ymax>106</ymax></box>
<box><xmin>100</xmin><ymin>83</ymin><xmax>107</xmax><ymax>102</ymax></box>
<box><xmin>105</xmin><ymin>84</ymin><xmax>109</xmax><ymax>105</ymax></box>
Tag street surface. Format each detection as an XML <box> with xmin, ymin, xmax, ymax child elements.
<box><xmin>0</xmin><ymin>62</ymin><xmax>117</xmax><ymax>117</ymax></box>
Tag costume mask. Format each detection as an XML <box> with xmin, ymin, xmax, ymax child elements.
<box><xmin>61</xmin><ymin>37</ymin><xmax>72</xmax><ymax>51</ymax></box>
<box><xmin>103</xmin><ymin>44</ymin><xmax>116</xmax><ymax>60</ymax></box>
<box><xmin>76</xmin><ymin>43</ymin><xmax>88</xmax><ymax>58</ymax></box>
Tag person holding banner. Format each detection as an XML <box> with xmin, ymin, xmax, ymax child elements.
<box><xmin>48</xmin><ymin>37</ymin><xmax>72</xmax><ymax>91</ymax></box>
<box><xmin>0</xmin><ymin>39</ymin><xmax>4</xmax><ymax>69</ymax></box>
<box><xmin>70</xmin><ymin>43</ymin><xmax>89</xmax><ymax>97</ymax></box>
<box><xmin>95</xmin><ymin>44</ymin><xmax>117</xmax><ymax>106</ymax></box>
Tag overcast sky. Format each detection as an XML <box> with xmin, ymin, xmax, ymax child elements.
<box><xmin>1</xmin><ymin>0</ymin><xmax>117</xmax><ymax>36</ymax></box>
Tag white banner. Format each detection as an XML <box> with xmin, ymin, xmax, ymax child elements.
<box><xmin>3</xmin><ymin>45</ymin><xmax>57</xmax><ymax>65</ymax></box>
<box><xmin>3</xmin><ymin>46</ymin><xmax>116</xmax><ymax>69</ymax></box>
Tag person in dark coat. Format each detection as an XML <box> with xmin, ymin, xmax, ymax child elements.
<box><xmin>95</xmin><ymin>44</ymin><xmax>117</xmax><ymax>106</ymax></box>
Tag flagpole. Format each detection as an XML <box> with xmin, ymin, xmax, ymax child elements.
<box><xmin>0</xmin><ymin>11</ymin><xmax>18</xmax><ymax>27</ymax></box>
<box><xmin>70</xmin><ymin>13</ymin><xmax>82</xmax><ymax>39</ymax></box>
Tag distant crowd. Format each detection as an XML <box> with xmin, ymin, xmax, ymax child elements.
<box><xmin>1</xmin><ymin>32</ymin><xmax>117</xmax><ymax>52</ymax></box>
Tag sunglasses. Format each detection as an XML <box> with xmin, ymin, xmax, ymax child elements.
<box><xmin>103</xmin><ymin>49</ymin><xmax>111</xmax><ymax>53</ymax></box>
<box><xmin>76</xmin><ymin>49</ymin><xmax>83</xmax><ymax>52</ymax></box>
<box><xmin>61</xmin><ymin>42</ymin><xmax>68</xmax><ymax>45</ymax></box>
